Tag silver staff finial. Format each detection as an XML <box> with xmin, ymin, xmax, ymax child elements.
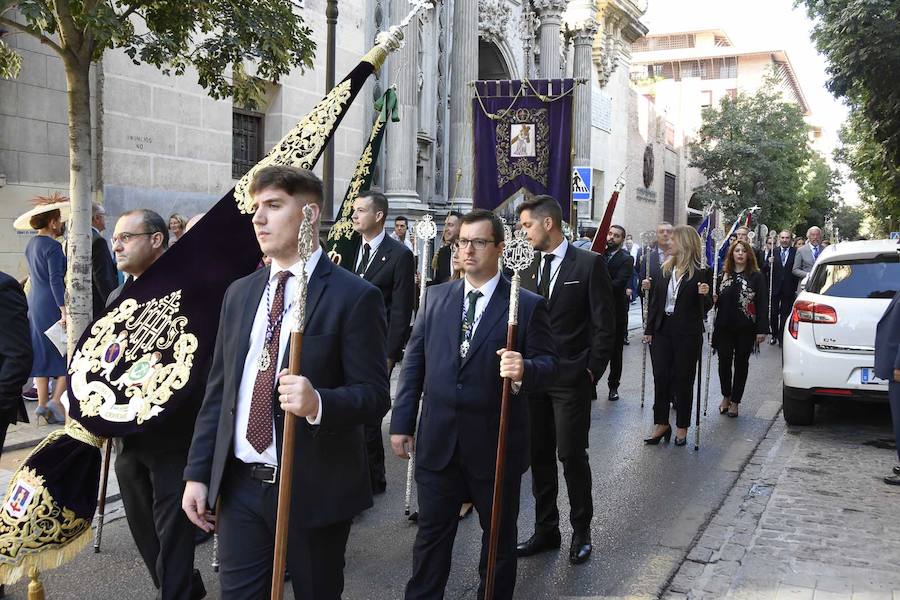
<box><xmin>414</xmin><ymin>213</ymin><xmax>437</xmax><ymax>242</ymax></box>
<box><xmin>293</xmin><ymin>204</ymin><xmax>315</xmax><ymax>334</ymax></box>
<box><xmin>711</xmin><ymin>227</ymin><xmax>726</xmax><ymax>243</ymax></box>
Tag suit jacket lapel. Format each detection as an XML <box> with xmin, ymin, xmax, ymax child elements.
<box><xmin>522</xmin><ymin>255</ymin><xmax>540</xmax><ymax>294</ymax></box>
<box><xmin>443</xmin><ymin>280</ymin><xmax>465</xmax><ymax>370</ymax></box>
<box><xmin>461</xmin><ymin>277</ymin><xmax>510</xmax><ymax>369</ymax></box>
<box><xmin>549</xmin><ymin>246</ymin><xmax>576</xmax><ymax>307</ymax></box>
<box><xmin>235</xmin><ymin>269</ymin><xmax>269</xmax><ymax>382</ymax></box>
<box><xmin>276</xmin><ymin>256</ymin><xmax>332</xmax><ymax>372</ymax></box>
<box><xmin>364</xmin><ymin>238</ymin><xmax>392</xmax><ymax>280</ymax></box>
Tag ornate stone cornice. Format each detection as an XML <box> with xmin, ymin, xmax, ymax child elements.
<box><xmin>478</xmin><ymin>0</ymin><xmax>511</xmax><ymax>43</ymax></box>
<box><xmin>591</xmin><ymin>0</ymin><xmax>647</xmax><ymax>87</ymax></box>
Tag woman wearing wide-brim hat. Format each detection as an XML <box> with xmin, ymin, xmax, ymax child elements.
<box><xmin>14</xmin><ymin>193</ymin><xmax>70</xmax><ymax>424</ymax></box>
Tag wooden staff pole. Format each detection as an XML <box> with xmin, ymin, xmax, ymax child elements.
<box><xmin>484</xmin><ymin>231</ymin><xmax>533</xmax><ymax>600</ymax></box>
<box><xmin>93</xmin><ymin>438</ymin><xmax>112</xmax><ymax>552</ymax></box>
<box><xmin>271</xmin><ymin>204</ymin><xmax>315</xmax><ymax>600</ymax></box>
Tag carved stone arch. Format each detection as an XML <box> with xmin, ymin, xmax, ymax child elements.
<box><xmin>479</xmin><ymin>38</ymin><xmax>518</xmax><ymax>80</ymax></box>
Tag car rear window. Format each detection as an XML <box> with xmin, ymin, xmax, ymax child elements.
<box><xmin>806</xmin><ymin>254</ymin><xmax>900</xmax><ymax>299</ymax></box>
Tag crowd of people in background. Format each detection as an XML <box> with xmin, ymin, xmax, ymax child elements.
<box><xmin>1</xmin><ymin>182</ymin><xmax>890</xmax><ymax>600</ymax></box>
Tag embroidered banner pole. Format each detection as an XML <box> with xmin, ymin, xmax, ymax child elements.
<box><xmin>471</xmin><ymin>79</ymin><xmax>580</xmax><ymax>220</ymax></box>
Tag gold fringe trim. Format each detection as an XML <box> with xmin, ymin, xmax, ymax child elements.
<box><xmin>0</xmin><ymin>527</ymin><xmax>91</xmax><ymax>586</ymax></box>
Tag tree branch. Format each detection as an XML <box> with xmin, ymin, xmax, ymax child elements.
<box><xmin>0</xmin><ymin>15</ymin><xmax>64</xmax><ymax>56</ymax></box>
<box><xmin>50</xmin><ymin>0</ymin><xmax>83</xmax><ymax>54</ymax></box>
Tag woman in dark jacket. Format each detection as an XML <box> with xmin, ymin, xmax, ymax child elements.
<box><xmin>643</xmin><ymin>225</ymin><xmax>712</xmax><ymax>446</ymax></box>
<box><xmin>713</xmin><ymin>240</ymin><xmax>768</xmax><ymax>417</ymax></box>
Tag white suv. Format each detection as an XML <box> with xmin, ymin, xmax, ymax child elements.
<box><xmin>782</xmin><ymin>239</ymin><xmax>899</xmax><ymax>425</ymax></box>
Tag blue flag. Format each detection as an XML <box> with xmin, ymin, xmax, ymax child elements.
<box><xmin>716</xmin><ymin>210</ymin><xmax>746</xmax><ymax>269</ymax></box>
<box><xmin>696</xmin><ymin>214</ymin><xmax>715</xmax><ymax>268</ymax></box>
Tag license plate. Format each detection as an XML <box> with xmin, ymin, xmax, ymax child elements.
<box><xmin>860</xmin><ymin>368</ymin><xmax>887</xmax><ymax>385</ymax></box>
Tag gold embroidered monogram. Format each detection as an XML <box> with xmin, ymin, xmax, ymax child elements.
<box><xmin>330</xmin><ymin>117</ymin><xmax>387</xmax><ymax>244</ymax></box>
<box><xmin>495</xmin><ymin>107</ymin><xmax>550</xmax><ymax>188</ymax></box>
<box><xmin>69</xmin><ymin>291</ymin><xmax>198</xmax><ymax>425</ymax></box>
<box><xmin>233</xmin><ymin>79</ymin><xmax>355</xmax><ymax>214</ymax></box>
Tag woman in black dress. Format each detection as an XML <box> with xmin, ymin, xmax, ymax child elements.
<box><xmin>713</xmin><ymin>240</ymin><xmax>768</xmax><ymax>417</ymax></box>
<box><xmin>643</xmin><ymin>225</ymin><xmax>712</xmax><ymax>446</ymax></box>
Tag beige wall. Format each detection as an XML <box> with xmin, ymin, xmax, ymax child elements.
<box><xmin>1</xmin><ymin>3</ymin><xmax>371</xmax><ymax>277</ymax></box>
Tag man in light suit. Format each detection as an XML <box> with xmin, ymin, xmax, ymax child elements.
<box><xmin>516</xmin><ymin>195</ymin><xmax>615</xmax><ymax>565</ymax></box>
<box><xmin>390</xmin><ymin>209</ymin><xmax>557</xmax><ymax>600</ymax></box>
<box><xmin>876</xmin><ymin>287</ymin><xmax>900</xmax><ymax>486</ymax></box>
<box><xmin>348</xmin><ymin>191</ymin><xmax>416</xmax><ymax>494</ymax></box>
<box><xmin>792</xmin><ymin>226</ymin><xmax>824</xmax><ymax>281</ymax></box>
<box><xmin>182</xmin><ymin>166</ymin><xmax>391</xmax><ymax>599</ymax></box>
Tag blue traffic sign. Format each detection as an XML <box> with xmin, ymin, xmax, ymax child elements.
<box><xmin>572</xmin><ymin>167</ymin><xmax>592</xmax><ymax>201</ymax></box>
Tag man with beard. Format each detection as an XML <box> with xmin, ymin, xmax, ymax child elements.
<box><xmin>603</xmin><ymin>225</ymin><xmax>635</xmax><ymax>401</ymax></box>
<box><xmin>516</xmin><ymin>195</ymin><xmax>614</xmax><ymax>565</ymax></box>
<box><xmin>431</xmin><ymin>211</ymin><xmax>463</xmax><ymax>285</ymax></box>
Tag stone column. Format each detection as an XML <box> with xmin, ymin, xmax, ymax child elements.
<box><xmin>534</xmin><ymin>0</ymin><xmax>567</xmax><ymax>79</ymax></box>
<box><xmin>571</xmin><ymin>19</ymin><xmax>597</xmax><ymax>223</ymax></box>
<box><xmin>448</xmin><ymin>0</ymin><xmax>478</xmax><ymax>210</ymax></box>
<box><xmin>384</xmin><ymin>0</ymin><xmax>421</xmax><ymax>213</ymax></box>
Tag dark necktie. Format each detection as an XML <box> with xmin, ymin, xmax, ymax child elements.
<box><xmin>460</xmin><ymin>290</ymin><xmax>483</xmax><ymax>345</ymax></box>
<box><xmin>356</xmin><ymin>243</ymin><xmax>371</xmax><ymax>276</ymax></box>
<box><xmin>539</xmin><ymin>254</ymin><xmax>554</xmax><ymax>299</ymax></box>
<box><xmin>246</xmin><ymin>270</ymin><xmax>293</xmax><ymax>454</ymax></box>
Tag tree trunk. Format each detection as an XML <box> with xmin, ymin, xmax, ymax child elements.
<box><xmin>63</xmin><ymin>56</ymin><xmax>94</xmax><ymax>358</ymax></box>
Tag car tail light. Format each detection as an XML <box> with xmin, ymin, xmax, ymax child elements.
<box><xmin>788</xmin><ymin>300</ymin><xmax>838</xmax><ymax>339</ymax></box>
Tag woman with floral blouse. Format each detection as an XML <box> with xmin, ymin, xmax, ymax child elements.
<box><xmin>713</xmin><ymin>240</ymin><xmax>769</xmax><ymax>417</ymax></box>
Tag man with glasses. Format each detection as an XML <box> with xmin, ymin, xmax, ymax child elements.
<box><xmin>109</xmin><ymin>209</ymin><xmax>206</xmax><ymax>599</ymax></box>
<box><xmin>390</xmin><ymin>209</ymin><xmax>556</xmax><ymax>600</ymax></box>
<box><xmin>515</xmin><ymin>195</ymin><xmax>614</xmax><ymax>566</ymax></box>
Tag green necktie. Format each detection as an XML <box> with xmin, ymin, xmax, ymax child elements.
<box><xmin>460</xmin><ymin>290</ymin><xmax>483</xmax><ymax>345</ymax></box>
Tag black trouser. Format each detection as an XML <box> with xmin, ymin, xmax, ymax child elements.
<box><xmin>406</xmin><ymin>447</ymin><xmax>521</xmax><ymax>600</ymax></box>
<box><xmin>890</xmin><ymin>381</ymin><xmax>900</xmax><ymax>464</ymax></box>
<box><xmin>115</xmin><ymin>442</ymin><xmax>199</xmax><ymax>600</ymax></box>
<box><xmin>650</xmin><ymin>322</ymin><xmax>702</xmax><ymax>429</ymax></box>
<box><xmin>218</xmin><ymin>463</ymin><xmax>352</xmax><ymax>600</ymax></box>
<box><xmin>770</xmin><ymin>291</ymin><xmax>794</xmax><ymax>342</ymax></box>
<box><xmin>528</xmin><ymin>376</ymin><xmax>593</xmax><ymax>536</ymax></box>
<box><xmin>364</xmin><ymin>421</ymin><xmax>386</xmax><ymax>490</ymax></box>
<box><xmin>716</xmin><ymin>326</ymin><xmax>756</xmax><ymax>403</ymax></box>
<box><xmin>608</xmin><ymin>308</ymin><xmax>628</xmax><ymax>390</ymax></box>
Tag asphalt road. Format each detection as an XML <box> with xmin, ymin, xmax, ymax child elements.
<box><xmin>3</xmin><ymin>329</ymin><xmax>788</xmax><ymax>600</ymax></box>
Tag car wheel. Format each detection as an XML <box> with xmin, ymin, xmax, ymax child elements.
<box><xmin>782</xmin><ymin>385</ymin><xmax>814</xmax><ymax>425</ymax></box>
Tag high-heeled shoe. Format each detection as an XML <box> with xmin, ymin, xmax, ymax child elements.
<box><xmin>644</xmin><ymin>426</ymin><xmax>672</xmax><ymax>445</ymax></box>
<box><xmin>34</xmin><ymin>406</ymin><xmax>61</xmax><ymax>425</ymax></box>
<box><xmin>48</xmin><ymin>402</ymin><xmax>65</xmax><ymax>423</ymax></box>
<box><xmin>674</xmin><ymin>437</ymin><xmax>687</xmax><ymax>446</ymax></box>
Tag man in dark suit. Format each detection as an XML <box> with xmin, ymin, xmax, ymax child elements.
<box><xmin>91</xmin><ymin>202</ymin><xmax>118</xmax><ymax>318</ymax></box>
<box><xmin>183</xmin><ymin>166</ymin><xmax>390</xmax><ymax>599</ymax></box>
<box><xmin>390</xmin><ymin>209</ymin><xmax>556</xmax><ymax>600</ymax></box>
<box><xmin>0</xmin><ymin>271</ymin><xmax>31</xmax><ymax>453</ymax></box>
<box><xmin>108</xmin><ymin>209</ymin><xmax>207</xmax><ymax>600</ymax></box>
<box><xmin>736</xmin><ymin>226</ymin><xmax>766</xmax><ymax>270</ymax></box>
<box><xmin>515</xmin><ymin>195</ymin><xmax>614</xmax><ymax>565</ymax></box>
<box><xmin>765</xmin><ymin>230</ymin><xmax>798</xmax><ymax>344</ymax></box>
<box><xmin>347</xmin><ymin>190</ymin><xmax>415</xmax><ymax>493</ymax></box>
<box><xmin>876</xmin><ymin>288</ymin><xmax>900</xmax><ymax>486</ymax></box>
<box><xmin>604</xmin><ymin>225</ymin><xmax>635</xmax><ymax>401</ymax></box>
<box><xmin>641</xmin><ymin>221</ymin><xmax>673</xmax><ymax>292</ymax></box>
<box><xmin>431</xmin><ymin>210</ymin><xmax>462</xmax><ymax>285</ymax></box>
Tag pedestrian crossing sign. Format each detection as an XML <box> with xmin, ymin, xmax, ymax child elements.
<box><xmin>572</xmin><ymin>167</ymin><xmax>592</xmax><ymax>202</ymax></box>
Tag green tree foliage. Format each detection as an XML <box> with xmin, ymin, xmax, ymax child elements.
<box><xmin>835</xmin><ymin>109</ymin><xmax>900</xmax><ymax>238</ymax></box>
<box><xmin>832</xmin><ymin>203</ymin><xmax>864</xmax><ymax>240</ymax></box>
<box><xmin>795</xmin><ymin>153</ymin><xmax>842</xmax><ymax>236</ymax></box>
<box><xmin>0</xmin><ymin>0</ymin><xmax>316</xmax><ymax>351</ymax></box>
<box><xmin>799</xmin><ymin>0</ymin><xmax>900</xmax><ymax>236</ymax></box>
<box><xmin>689</xmin><ymin>83</ymin><xmax>812</xmax><ymax>230</ymax></box>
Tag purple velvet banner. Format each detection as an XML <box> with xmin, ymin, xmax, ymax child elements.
<box><xmin>472</xmin><ymin>79</ymin><xmax>575</xmax><ymax>221</ymax></box>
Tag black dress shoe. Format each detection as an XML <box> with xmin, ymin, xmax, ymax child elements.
<box><xmin>569</xmin><ymin>532</ymin><xmax>592</xmax><ymax>564</ymax></box>
<box><xmin>893</xmin><ymin>465</ymin><xmax>900</xmax><ymax>475</ymax></box>
<box><xmin>885</xmin><ymin>474</ymin><xmax>900</xmax><ymax>486</ymax></box>
<box><xmin>516</xmin><ymin>531</ymin><xmax>561</xmax><ymax>557</ymax></box>
<box><xmin>768</xmin><ymin>337</ymin><xmax>777</xmax><ymax>345</ymax></box>
<box><xmin>608</xmin><ymin>388</ymin><xmax>619</xmax><ymax>402</ymax></box>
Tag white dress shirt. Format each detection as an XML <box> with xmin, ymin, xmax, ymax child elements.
<box><xmin>665</xmin><ymin>268</ymin><xmax>684</xmax><ymax>315</ymax></box>
<box><xmin>234</xmin><ymin>247</ymin><xmax>323</xmax><ymax>466</ymax></box>
<box><xmin>538</xmin><ymin>239</ymin><xmax>568</xmax><ymax>298</ymax></box>
<box><xmin>390</xmin><ymin>231</ymin><xmax>415</xmax><ymax>253</ymax></box>
<box><xmin>462</xmin><ymin>271</ymin><xmax>502</xmax><ymax>338</ymax></box>
<box><xmin>355</xmin><ymin>229</ymin><xmax>386</xmax><ymax>274</ymax></box>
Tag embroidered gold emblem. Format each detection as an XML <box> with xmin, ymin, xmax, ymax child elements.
<box><xmin>329</xmin><ymin>117</ymin><xmax>387</xmax><ymax>244</ymax></box>
<box><xmin>69</xmin><ymin>290</ymin><xmax>198</xmax><ymax>425</ymax></box>
<box><xmin>233</xmin><ymin>79</ymin><xmax>355</xmax><ymax>214</ymax></box>
<box><xmin>495</xmin><ymin>108</ymin><xmax>550</xmax><ymax>188</ymax></box>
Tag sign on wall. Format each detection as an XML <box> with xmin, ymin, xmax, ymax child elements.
<box><xmin>592</xmin><ymin>87</ymin><xmax>612</xmax><ymax>132</ymax></box>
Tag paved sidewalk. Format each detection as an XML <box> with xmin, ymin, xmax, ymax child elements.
<box><xmin>663</xmin><ymin>406</ymin><xmax>900</xmax><ymax>600</ymax></box>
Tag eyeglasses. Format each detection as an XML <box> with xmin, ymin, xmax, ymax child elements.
<box><xmin>454</xmin><ymin>238</ymin><xmax>496</xmax><ymax>250</ymax></box>
<box><xmin>112</xmin><ymin>232</ymin><xmax>154</xmax><ymax>244</ymax></box>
